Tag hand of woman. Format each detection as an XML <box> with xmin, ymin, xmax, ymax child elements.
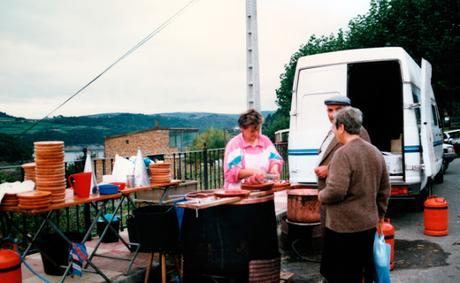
<box><xmin>269</xmin><ymin>166</ymin><xmax>280</xmax><ymax>182</ymax></box>
<box><xmin>244</xmin><ymin>169</ymin><xmax>265</xmax><ymax>184</ymax></box>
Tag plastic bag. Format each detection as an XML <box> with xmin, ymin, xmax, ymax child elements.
<box><xmin>374</xmin><ymin>232</ymin><xmax>391</xmax><ymax>283</ymax></box>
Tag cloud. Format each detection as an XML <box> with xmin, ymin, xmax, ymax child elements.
<box><xmin>0</xmin><ymin>0</ymin><xmax>370</xmax><ymax>118</ymax></box>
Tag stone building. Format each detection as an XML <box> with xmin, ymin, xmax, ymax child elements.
<box><xmin>104</xmin><ymin>127</ymin><xmax>198</xmax><ymax>159</ymax></box>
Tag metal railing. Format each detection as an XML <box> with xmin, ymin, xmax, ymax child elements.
<box><xmin>0</xmin><ymin>143</ymin><xmax>289</xmax><ymax>248</ymax></box>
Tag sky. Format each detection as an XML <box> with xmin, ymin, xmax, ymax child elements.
<box><xmin>0</xmin><ymin>0</ymin><xmax>370</xmax><ymax>119</ymax></box>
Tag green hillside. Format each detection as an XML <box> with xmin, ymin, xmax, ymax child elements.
<box><xmin>0</xmin><ymin>111</ymin><xmax>272</xmax><ymax>146</ymax></box>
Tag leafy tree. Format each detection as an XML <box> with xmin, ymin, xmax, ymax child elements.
<box><xmin>267</xmin><ymin>0</ymin><xmax>460</xmax><ymax>135</ymax></box>
<box><xmin>191</xmin><ymin>128</ymin><xmax>231</xmax><ymax>150</ymax></box>
<box><xmin>0</xmin><ymin>133</ymin><xmax>33</xmax><ymax>163</ymax></box>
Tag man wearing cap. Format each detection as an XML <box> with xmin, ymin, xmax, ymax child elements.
<box><xmin>314</xmin><ymin>96</ymin><xmax>371</xmax><ymax>231</ymax></box>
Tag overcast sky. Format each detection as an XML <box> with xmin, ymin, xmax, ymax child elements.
<box><xmin>0</xmin><ymin>0</ymin><xmax>370</xmax><ymax>119</ymax></box>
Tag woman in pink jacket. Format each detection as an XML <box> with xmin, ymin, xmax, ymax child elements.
<box><xmin>224</xmin><ymin>109</ymin><xmax>284</xmax><ymax>189</ymax></box>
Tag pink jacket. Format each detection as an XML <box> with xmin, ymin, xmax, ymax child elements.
<box><xmin>224</xmin><ymin>133</ymin><xmax>283</xmax><ymax>188</ymax></box>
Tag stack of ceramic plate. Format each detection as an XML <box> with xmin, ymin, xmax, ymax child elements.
<box><xmin>149</xmin><ymin>163</ymin><xmax>171</xmax><ymax>185</ymax></box>
<box><xmin>1</xmin><ymin>193</ymin><xmax>19</xmax><ymax>208</ymax></box>
<box><xmin>17</xmin><ymin>191</ymin><xmax>51</xmax><ymax>210</ymax></box>
<box><xmin>34</xmin><ymin>141</ymin><xmax>66</xmax><ymax>204</ymax></box>
<box><xmin>21</xmin><ymin>162</ymin><xmax>36</xmax><ymax>182</ymax></box>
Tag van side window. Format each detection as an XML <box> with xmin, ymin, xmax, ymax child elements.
<box><xmin>431</xmin><ymin>105</ymin><xmax>438</xmax><ymax>126</ymax></box>
<box><xmin>411</xmin><ymin>85</ymin><xmax>421</xmax><ymax>125</ymax></box>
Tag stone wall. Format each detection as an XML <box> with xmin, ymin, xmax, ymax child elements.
<box><xmin>104</xmin><ymin>129</ymin><xmax>178</xmax><ymax>159</ymax></box>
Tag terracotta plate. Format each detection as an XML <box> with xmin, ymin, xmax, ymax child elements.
<box><xmin>214</xmin><ymin>189</ymin><xmax>250</xmax><ymax>198</ymax></box>
<box><xmin>17</xmin><ymin>191</ymin><xmax>51</xmax><ymax>198</ymax></box>
<box><xmin>241</xmin><ymin>182</ymin><xmax>274</xmax><ymax>191</ymax></box>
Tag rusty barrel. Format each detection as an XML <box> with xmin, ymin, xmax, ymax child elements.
<box><xmin>287</xmin><ymin>188</ymin><xmax>320</xmax><ymax>223</ymax></box>
<box><xmin>182</xmin><ymin>195</ymin><xmax>279</xmax><ymax>283</ymax></box>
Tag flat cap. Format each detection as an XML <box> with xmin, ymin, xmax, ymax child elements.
<box><xmin>324</xmin><ymin>95</ymin><xmax>351</xmax><ymax>106</ymax></box>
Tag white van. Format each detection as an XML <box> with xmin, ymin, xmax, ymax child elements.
<box><xmin>288</xmin><ymin>47</ymin><xmax>443</xmax><ymax>199</ymax></box>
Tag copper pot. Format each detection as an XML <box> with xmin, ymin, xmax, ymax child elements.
<box><xmin>287</xmin><ymin>189</ymin><xmax>320</xmax><ymax>223</ymax></box>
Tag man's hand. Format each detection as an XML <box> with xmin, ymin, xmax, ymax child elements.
<box><xmin>377</xmin><ymin>218</ymin><xmax>384</xmax><ymax>235</ymax></box>
<box><xmin>314</xmin><ymin>165</ymin><xmax>328</xmax><ymax>178</ymax></box>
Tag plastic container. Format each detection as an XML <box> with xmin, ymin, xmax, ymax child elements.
<box><xmin>0</xmin><ymin>242</ymin><xmax>21</xmax><ymax>283</ymax></box>
<box><xmin>130</xmin><ymin>205</ymin><xmax>179</xmax><ymax>253</ymax></box>
<box><xmin>38</xmin><ymin>232</ymin><xmax>84</xmax><ymax>275</ymax></box>
<box><xmin>383</xmin><ymin>218</ymin><xmax>395</xmax><ymax>270</ymax></box>
<box><xmin>97</xmin><ymin>214</ymin><xmax>120</xmax><ymax>243</ymax></box>
<box><xmin>424</xmin><ymin>196</ymin><xmax>448</xmax><ymax>236</ymax></box>
<box><xmin>98</xmin><ymin>184</ymin><xmax>120</xmax><ymax>195</ymax></box>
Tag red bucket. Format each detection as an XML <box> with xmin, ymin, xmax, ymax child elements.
<box><xmin>68</xmin><ymin>172</ymin><xmax>91</xmax><ymax>198</ymax></box>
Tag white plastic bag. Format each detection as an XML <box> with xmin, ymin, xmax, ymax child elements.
<box><xmin>374</xmin><ymin>232</ymin><xmax>391</xmax><ymax>283</ymax></box>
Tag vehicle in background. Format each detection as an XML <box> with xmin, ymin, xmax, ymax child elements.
<box><xmin>288</xmin><ymin>47</ymin><xmax>443</xmax><ymax>205</ymax></box>
<box><xmin>442</xmin><ymin>143</ymin><xmax>457</xmax><ymax>173</ymax></box>
<box><xmin>443</xmin><ymin>129</ymin><xmax>460</xmax><ymax>154</ymax></box>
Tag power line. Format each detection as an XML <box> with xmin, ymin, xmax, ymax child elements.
<box><xmin>20</xmin><ymin>0</ymin><xmax>199</xmax><ymax>136</ymax></box>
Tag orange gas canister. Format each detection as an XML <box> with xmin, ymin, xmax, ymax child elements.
<box><xmin>424</xmin><ymin>196</ymin><xmax>448</xmax><ymax>236</ymax></box>
<box><xmin>382</xmin><ymin>219</ymin><xmax>395</xmax><ymax>271</ymax></box>
<box><xmin>0</xmin><ymin>242</ymin><xmax>22</xmax><ymax>283</ymax></box>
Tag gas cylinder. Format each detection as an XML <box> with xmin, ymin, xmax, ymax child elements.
<box><xmin>0</xmin><ymin>242</ymin><xmax>22</xmax><ymax>283</ymax></box>
<box><xmin>424</xmin><ymin>196</ymin><xmax>448</xmax><ymax>236</ymax></box>
<box><xmin>382</xmin><ymin>218</ymin><xmax>395</xmax><ymax>271</ymax></box>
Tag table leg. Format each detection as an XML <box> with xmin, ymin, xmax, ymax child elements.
<box><xmin>161</xmin><ymin>253</ymin><xmax>166</xmax><ymax>283</ymax></box>
<box><xmin>86</xmin><ymin>196</ymin><xmax>140</xmax><ymax>274</ymax></box>
<box><xmin>47</xmin><ymin>218</ymin><xmax>111</xmax><ymax>283</ymax></box>
<box><xmin>21</xmin><ymin>210</ymin><xmax>52</xmax><ymax>257</ymax></box>
<box><xmin>144</xmin><ymin>252</ymin><xmax>154</xmax><ymax>283</ymax></box>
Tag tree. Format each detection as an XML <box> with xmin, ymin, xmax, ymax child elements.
<box><xmin>267</xmin><ymin>0</ymin><xmax>460</xmax><ymax>135</ymax></box>
<box><xmin>0</xmin><ymin>133</ymin><xmax>33</xmax><ymax>164</ymax></box>
<box><xmin>191</xmin><ymin>128</ymin><xmax>231</xmax><ymax>150</ymax></box>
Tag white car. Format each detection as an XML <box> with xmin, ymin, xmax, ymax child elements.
<box><xmin>443</xmin><ymin>143</ymin><xmax>457</xmax><ymax>173</ymax></box>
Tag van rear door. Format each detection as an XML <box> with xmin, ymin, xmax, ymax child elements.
<box><xmin>289</xmin><ymin>64</ymin><xmax>347</xmax><ymax>183</ymax></box>
<box><xmin>420</xmin><ymin>59</ymin><xmax>436</xmax><ymax>180</ymax></box>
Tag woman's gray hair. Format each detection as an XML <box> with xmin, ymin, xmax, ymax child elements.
<box><xmin>334</xmin><ymin>107</ymin><xmax>363</xmax><ymax>135</ymax></box>
<box><xmin>238</xmin><ymin>109</ymin><xmax>263</xmax><ymax>129</ymax></box>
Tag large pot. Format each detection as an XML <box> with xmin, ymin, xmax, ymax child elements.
<box><xmin>287</xmin><ymin>189</ymin><xmax>320</xmax><ymax>223</ymax></box>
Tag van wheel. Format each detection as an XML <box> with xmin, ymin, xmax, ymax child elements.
<box><xmin>434</xmin><ymin>167</ymin><xmax>444</xmax><ymax>184</ymax></box>
<box><xmin>415</xmin><ymin>185</ymin><xmax>430</xmax><ymax>211</ymax></box>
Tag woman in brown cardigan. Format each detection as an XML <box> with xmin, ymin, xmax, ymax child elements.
<box><xmin>318</xmin><ymin>107</ymin><xmax>390</xmax><ymax>283</ymax></box>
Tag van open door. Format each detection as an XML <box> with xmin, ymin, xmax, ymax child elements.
<box><xmin>420</xmin><ymin>59</ymin><xmax>436</xmax><ymax>182</ymax></box>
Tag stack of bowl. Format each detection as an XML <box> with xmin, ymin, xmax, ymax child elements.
<box><xmin>22</xmin><ymin>162</ymin><xmax>36</xmax><ymax>182</ymax></box>
<box><xmin>34</xmin><ymin>141</ymin><xmax>66</xmax><ymax>204</ymax></box>
<box><xmin>149</xmin><ymin>163</ymin><xmax>171</xmax><ymax>186</ymax></box>
<box><xmin>17</xmin><ymin>191</ymin><xmax>52</xmax><ymax>210</ymax></box>
<box><xmin>1</xmin><ymin>193</ymin><xmax>19</xmax><ymax>208</ymax></box>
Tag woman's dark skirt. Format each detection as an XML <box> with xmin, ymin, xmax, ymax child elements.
<box><xmin>320</xmin><ymin>227</ymin><xmax>376</xmax><ymax>283</ymax></box>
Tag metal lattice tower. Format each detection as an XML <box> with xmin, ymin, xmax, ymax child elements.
<box><xmin>246</xmin><ymin>0</ymin><xmax>261</xmax><ymax>111</ymax></box>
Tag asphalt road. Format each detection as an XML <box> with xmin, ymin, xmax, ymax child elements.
<box><xmin>281</xmin><ymin>159</ymin><xmax>460</xmax><ymax>283</ymax></box>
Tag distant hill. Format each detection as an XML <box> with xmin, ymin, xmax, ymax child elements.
<box><xmin>0</xmin><ymin>111</ymin><xmax>272</xmax><ymax>146</ymax></box>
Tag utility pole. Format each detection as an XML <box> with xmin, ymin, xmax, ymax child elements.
<box><xmin>246</xmin><ymin>0</ymin><xmax>261</xmax><ymax>111</ymax></box>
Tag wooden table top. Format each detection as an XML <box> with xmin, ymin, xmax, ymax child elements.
<box><xmin>177</xmin><ymin>183</ymin><xmax>290</xmax><ymax>210</ymax></box>
<box><xmin>1</xmin><ymin>180</ymin><xmax>184</xmax><ymax>215</ymax></box>
<box><xmin>1</xmin><ymin>189</ymin><xmax>122</xmax><ymax>215</ymax></box>
<box><xmin>120</xmin><ymin>180</ymin><xmax>181</xmax><ymax>195</ymax></box>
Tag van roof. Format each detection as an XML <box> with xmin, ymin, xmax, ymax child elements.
<box><xmin>296</xmin><ymin>47</ymin><xmax>421</xmax><ymax>86</ymax></box>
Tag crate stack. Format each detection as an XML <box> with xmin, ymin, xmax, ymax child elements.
<box><xmin>34</xmin><ymin>141</ymin><xmax>66</xmax><ymax>204</ymax></box>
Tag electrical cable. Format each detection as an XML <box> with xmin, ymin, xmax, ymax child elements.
<box><xmin>291</xmin><ymin>238</ymin><xmax>321</xmax><ymax>263</ymax></box>
<box><xmin>19</xmin><ymin>0</ymin><xmax>199</xmax><ymax>136</ymax></box>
